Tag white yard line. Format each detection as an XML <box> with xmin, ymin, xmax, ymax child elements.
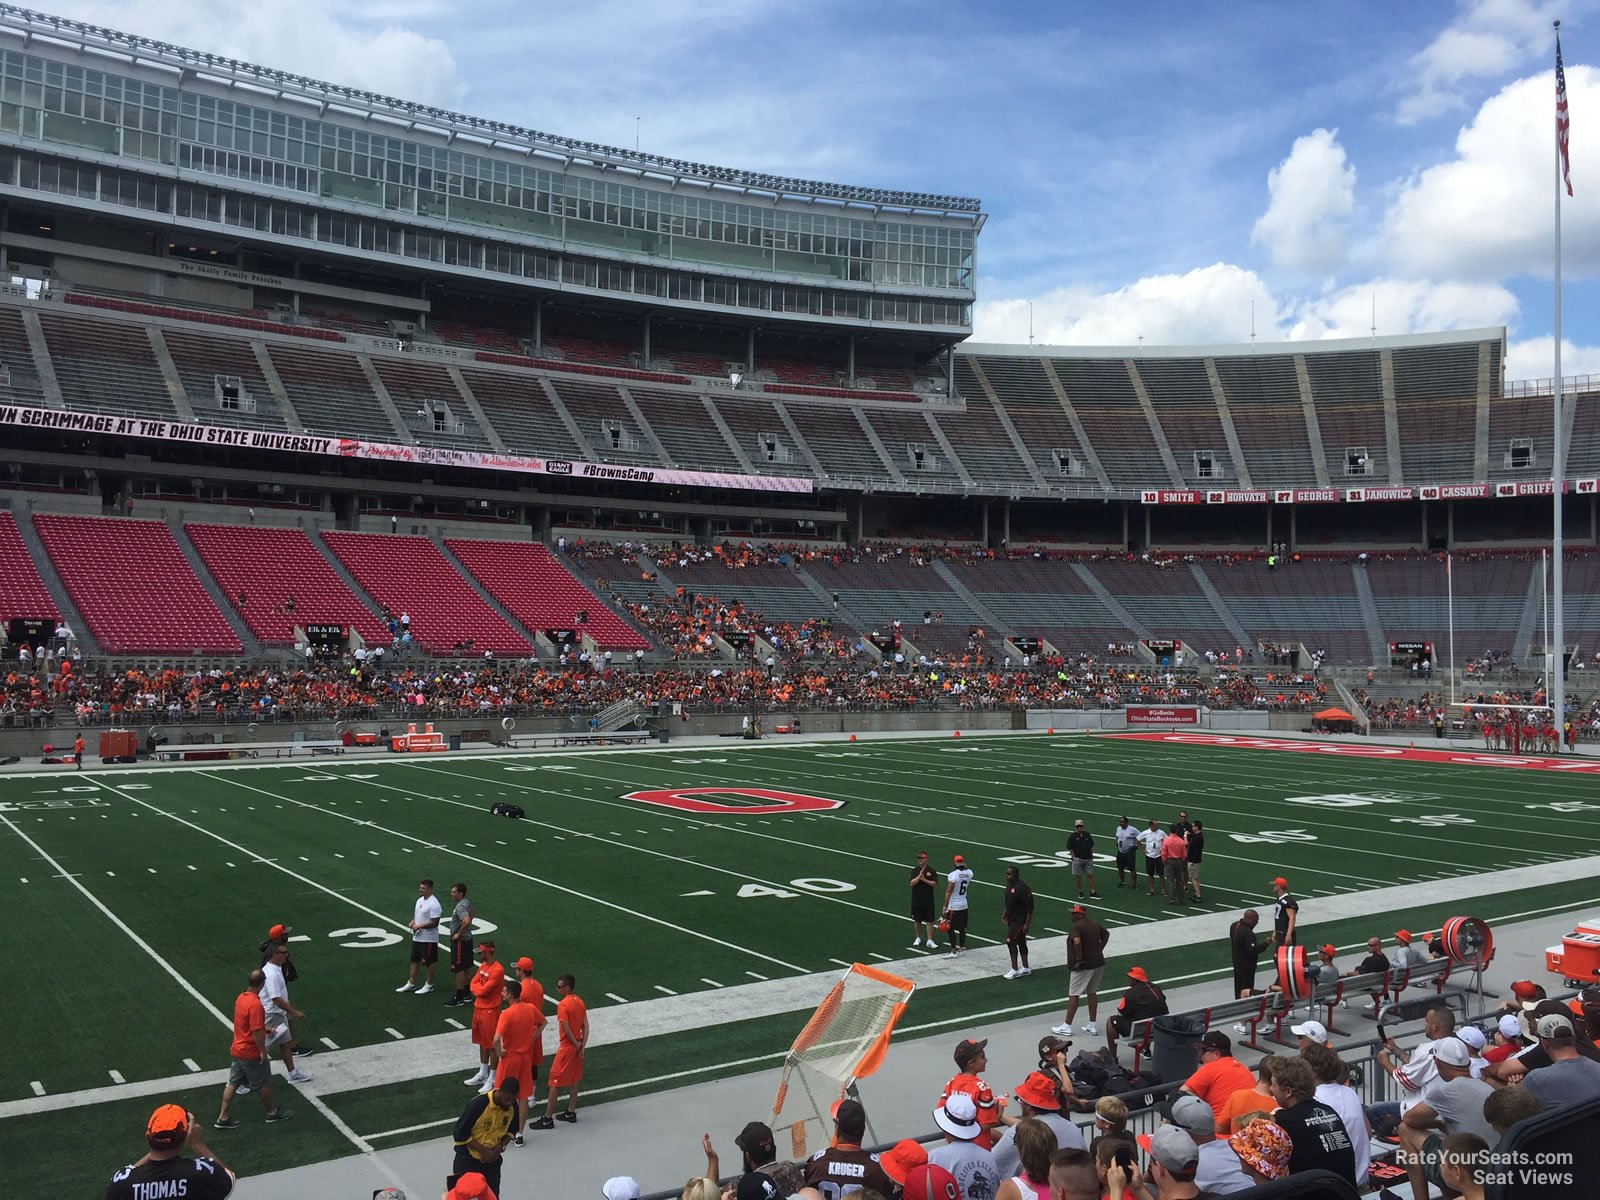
<box><xmin>212</xmin><ymin>769</ymin><xmax>813</xmax><ymax>975</ymax></box>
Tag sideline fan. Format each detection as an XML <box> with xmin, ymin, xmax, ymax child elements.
<box><xmin>106</xmin><ymin>1105</ymin><xmax>235</xmax><ymax>1200</ymax></box>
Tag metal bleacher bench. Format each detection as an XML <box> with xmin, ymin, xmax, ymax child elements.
<box><xmin>1119</xmin><ymin>954</ymin><xmax>1478</xmax><ymax>1072</ymax></box>
<box><xmin>506</xmin><ymin>730</ymin><xmax>652</xmax><ymax>750</ymax></box>
<box><xmin>154</xmin><ymin>739</ymin><xmax>344</xmax><ymax>761</ymax></box>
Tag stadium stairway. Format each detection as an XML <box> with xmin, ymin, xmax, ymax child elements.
<box><xmin>1350</xmin><ymin>565</ymin><xmax>1389</xmax><ymax>662</ymax></box>
<box><xmin>930</xmin><ymin>560</ymin><xmax>1015</xmax><ymax>639</ymax></box>
<box><xmin>428</xmin><ymin>534</ymin><xmax>544</xmax><ymax>655</ymax></box>
<box><xmin>10</xmin><ymin>510</ymin><xmax>98</xmax><ymax>656</ymax></box>
<box><xmin>1070</xmin><ymin>562</ymin><xmax>1149</xmax><ymax>640</ymax></box>
<box><xmin>1188</xmin><ymin>564</ymin><xmax>1255</xmax><ymax>653</ymax></box>
<box><xmin>789</xmin><ymin>564</ymin><xmax>872</xmax><ymax>638</ymax></box>
<box><xmin>17</xmin><ymin>307</ymin><xmax>66</xmax><ymax>408</ymax></box>
<box><xmin>307</xmin><ymin>531</ymin><xmax>391</xmax><ymax>631</ymax></box>
<box><xmin>164</xmin><ymin>514</ymin><xmax>263</xmax><ymax>656</ymax></box>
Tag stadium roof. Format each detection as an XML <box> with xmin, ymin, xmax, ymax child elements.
<box><xmin>958</xmin><ymin>326</ymin><xmax>1506</xmax><ymax>360</ymax></box>
<box><xmin>0</xmin><ymin>4</ymin><xmax>983</xmax><ymax>220</ymax></box>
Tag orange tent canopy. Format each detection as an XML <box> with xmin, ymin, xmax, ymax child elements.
<box><xmin>1314</xmin><ymin>707</ymin><xmax>1354</xmax><ymax>720</ymax></box>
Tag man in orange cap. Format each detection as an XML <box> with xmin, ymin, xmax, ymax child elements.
<box><xmin>1107</xmin><ymin>967</ymin><xmax>1168</xmax><ymax>1060</ymax></box>
<box><xmin>441</xmin><ymin>1172</ymin><xmax>497</xmax><ymax>1200</ymax></box>
<box><xmin>1270</xmin><ymin>878</ymin><xmax>1298</xmax><ymax>947</ymax></box>
<box><xmin>879</xmin><ymin>1139</ymin><xmax>929</xmax><ymax>1190</ymax></box>
<box><xmin>992</xmin><ymin>1068</ymin><xmax>1084</xmax><ymax>1177</ymax></box>
<box><xmin>106</xmin><ymin>1104</ymin><xmax>236</xmax><ymax>1200</ymax></box>
<box><xmin>511</xmin><ymin>956</ymin><xmax>546</xmax><ymax>1091</ymax></box>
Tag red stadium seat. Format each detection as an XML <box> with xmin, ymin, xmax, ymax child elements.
<box><xmin>320</xmin><ymin>531</ymin><xmax>533</xmax><ymax>656</ymax></box>
<box><xmin>33</xmin><ymin>515</ymin><xmax>241</xmax><ymax>654</ymax></box>
<box><xmin>446</xmin><ymin>540</ymin><xmax>648</xmax><ymax>652</ymax></box>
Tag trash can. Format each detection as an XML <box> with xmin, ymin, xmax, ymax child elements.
<box><xmin>656</xmin><ymin>727</ymin><xmax>670</xmax><ymax>744</ymax></box>
<box><xmin>447</xmin><ymin>734</ymin><xmax>462</xmax><ymax>751</ymax></box>
<box><xmin>1150</xmin><ymin>1014</ymin><xmax>1205</xmax><ymax>1083</ymax></box>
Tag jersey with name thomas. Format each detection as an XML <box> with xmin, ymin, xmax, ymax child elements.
<box><xmin>106</xmin><ymin>1155</ymin><xmax>235</xmax><ymax>1200</ymax></box>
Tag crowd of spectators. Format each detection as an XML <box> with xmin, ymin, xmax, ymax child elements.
<box><xmin>640</xmin><ymin>972</ymin><xmax>1600</xmax><ymax>1200</ymax></box>
<box><xmin>0</xmin><ymin>656</ymin><xmax>1359</xmax><ymax>728</ymax></box>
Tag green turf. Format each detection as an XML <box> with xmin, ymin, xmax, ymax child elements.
<box><xmin>5</xmin><ymin>732</ymin><xmax>1598</xmax><ymax>1190</ymax></box>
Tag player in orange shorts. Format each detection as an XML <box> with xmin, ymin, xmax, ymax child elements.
<box><xmin>464</xmin><ymin>941</ymin><xmax>505</xmax><ymax>1090</ymax></box>
<box><xmin>512</xmin><ymin>957</ymin><xmax>546</xmax><ymax>1076</ymax></box>
<box><xmin>530</xmin><ymin>974</ymin><xmax>587</xmax><ymax>1130</ymax></box>
<box><xmin>493</xmin><ymin>979</ymin><xmax>545</xmax><ymax>1145</ymax></box>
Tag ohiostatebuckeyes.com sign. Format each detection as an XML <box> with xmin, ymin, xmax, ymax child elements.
<box><xmin>0</xmin><ymin>404</ymin><xmax>813</xmax><ymax>495</ymax></box>
<box><xmin>1124</xmin><ymin>705</ymin><xmax>1201</xmax><ymax>726</ymax></box>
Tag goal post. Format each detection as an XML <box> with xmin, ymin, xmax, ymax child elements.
<box><xmin>769</xmin><ymin>962</ymin><xmax>915</xmax><ymax>1158</ymax></box>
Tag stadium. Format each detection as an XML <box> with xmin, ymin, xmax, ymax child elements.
<box><xmin>0</xmin><ymin>5</ymin><xmax>1597</xmax><ymax>1199</ymax></box>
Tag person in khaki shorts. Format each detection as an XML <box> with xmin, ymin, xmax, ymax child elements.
<box><xmin>1053</xmin><ymin>903</ymin><xmax>1109</xmax><ymax>1036</ymax></box>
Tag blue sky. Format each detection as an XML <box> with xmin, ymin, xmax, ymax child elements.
<box><xmin>47</xmin><ymin>0</ymin><xmax>1600</xmax><ymax>378</ymax></box>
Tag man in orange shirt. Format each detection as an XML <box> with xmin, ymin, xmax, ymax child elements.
<box><xmin>530</xmin><ymin>974</ymin><xmax>587</xmax><ymax>1130</ymax></box>
<box><xmin>465</xmin><ymin>941</ymin><xmax>505</xmax><ymax>1090</ymax></box>
<box><xmin>1178</xmin><ymin>1031</ymin><xmax>1256</xmax><ymax>1114</ymax></box>
<box><xmin>73</xmin><ymin>732</ymin><xmax>85</xmax><ymax>770</ymax></box>
<box><xmin>214</xmin><ymin>970</ymin><xmax>292</xmax><ymax>1127</ymax></box>
<box><xmin>493</xmin><ymin>979</ymin><xmax>544</xmax><ymax>1146</ymax></box>
<box><xmin>512</xmin><ymin>956</ymin><xmax>547</xmax><ymax>1086</ymax></box>
<box><xmin>939</xmin><ymin>1038</ymin><xmax>1004</xmax><ymax>1149</ymax></box>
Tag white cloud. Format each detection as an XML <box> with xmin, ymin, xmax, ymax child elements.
<box><xmin>41</xmin><ymin>1</ymin><xmax>463</xmax><ymax>106</ymax></box>
<box><xmin>974</xmin><ymin>264</ymin><xmax>1281</xmax><ymax>347</ymax></box>
<box><xmin>1286</xmin><ymin>278</ymin><xmax>1519</xmax><ymax>340</ymax></box>
<box><xmin>1251</xmin><ymin>129</ymin><xmax>1357</xmax><ymax>273</ymax></box>
<box><xmin>1397</xmin><ymin>0</ymin><xmax>1560</xmax><ymax>124</ymax></box>
<box><xmin>976</xmin><ymin>268</ymin><xmax>1518</xmax><ymax>351</ymax></box>
<box><xmin>1384</xmin><ymin>65</ymin><xmax>1600</xmax><ymax>281</ymax></box>
<box><xmin>1504</xmin><ymin>335</ymin><xmax>1600</xmax><ymax>380</ymax></box>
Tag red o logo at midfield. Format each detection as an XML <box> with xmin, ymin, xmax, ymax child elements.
<box><xmin>622</xmin><ymin>787</ymin><xmax>844</xmax><ymax>815</ymax></box>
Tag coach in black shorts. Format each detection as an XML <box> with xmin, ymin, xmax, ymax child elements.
<box><xmin>445</xmin><ymin>882</ymin><xmax>476</xmax><ymax>1007</ymax></box>
<box><xmin>909</xmin><ymin>852</ymin><xmax>938</xmax><ymax>950</ymax></box>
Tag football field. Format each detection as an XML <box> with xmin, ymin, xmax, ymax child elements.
<box><xmin>4</xmin><ymin>730</ymin><xmax>1599</xmax><ymax>1191</ymax></box>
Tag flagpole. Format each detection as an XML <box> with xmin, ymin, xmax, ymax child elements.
<box><xmin>1552</xmin><ymin>18</ymin><xmax>1568</xmax><ymax>749</ymax></box>
<box><xmin>1446</xmin><ymin>551</ymin><xmax>1456</xmax><ymax>712</ymax></box>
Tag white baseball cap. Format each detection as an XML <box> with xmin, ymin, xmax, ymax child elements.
<box><xmin>1498</xmin><ymin>1014</ymin><xmax>1523</xmax><ymax>1039</ymax></box>
<box><xmin>1290</xmin><ymin>1020</ymin><xmax>1328</xmax><ymax>1043</ymax></box>
<box><xmin>602</xmin><ymin>1179</ymin><xmax>641</xmax><ymax>1200</ymax></box>
<box><xmin>1458</xmin><ymin>1026</ymin><xmax>1487</xmax><ymax>1051</ymax></box>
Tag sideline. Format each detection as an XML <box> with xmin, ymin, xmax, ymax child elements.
<box><xmin>6</xmin><ymin>857</ymin><xmax>1595</xmax><ymax>1123</ymax></box>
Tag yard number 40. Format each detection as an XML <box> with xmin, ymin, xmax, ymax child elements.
<box><xmin>1229</xmin><ymin>828</ymin><xmax>1318</xmax><ymax>845</ymax></box>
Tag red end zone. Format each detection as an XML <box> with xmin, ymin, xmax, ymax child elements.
<box><xmin>1106</xmin><ymin>732</ymin><xmax>1600</xmax><ymax>773</ymax></box>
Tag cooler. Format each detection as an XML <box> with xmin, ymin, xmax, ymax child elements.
<box><xmin>1545</xmin><ymin>917</ymin><xmax>1600</xmax><ymax>985</ymax></box>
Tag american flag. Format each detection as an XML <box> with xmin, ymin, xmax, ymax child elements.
<box><xmin>1558</xmin><ymin>33</ymin><xmax>1573</xmax><ymax>196</ymax></box>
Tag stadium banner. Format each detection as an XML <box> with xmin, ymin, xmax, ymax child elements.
<box><xmin>1418</xmin><ymin>483</ymin><xmax>1490</xmax><ymax>500</ymax></box>
<box><xmin>0</xmin><ymin>403</ymin><xmax>815</xmax><ymax>495</ymax></box>
<box><xmin>1203</xmin><ymin>489</ymin><xmax>1269</xmax><ymax>504</ymax></box>
<box><xmin>1139</xmin><ymin>489</ymin><xmax>1202</xmax><ymax>504</ymax></box>
<box><xmin>1272</xmin><ymin>488</ymin><xmax>1341</xmax><ymax>504</ymax></box>
<box><xmin>1494</xmin><ymin>480</ymin><xmax>1563</xmax><ymax>497</ymax></box>
<box><xmin>1344</xmin><ymin>485</ymin><xmax>1415</xmax><ymax>502</ymax></box>
<box><xmin>1124</xmin><ymin>705</ymin><xmax>1201</xmax><ymax>726</ymax></box>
